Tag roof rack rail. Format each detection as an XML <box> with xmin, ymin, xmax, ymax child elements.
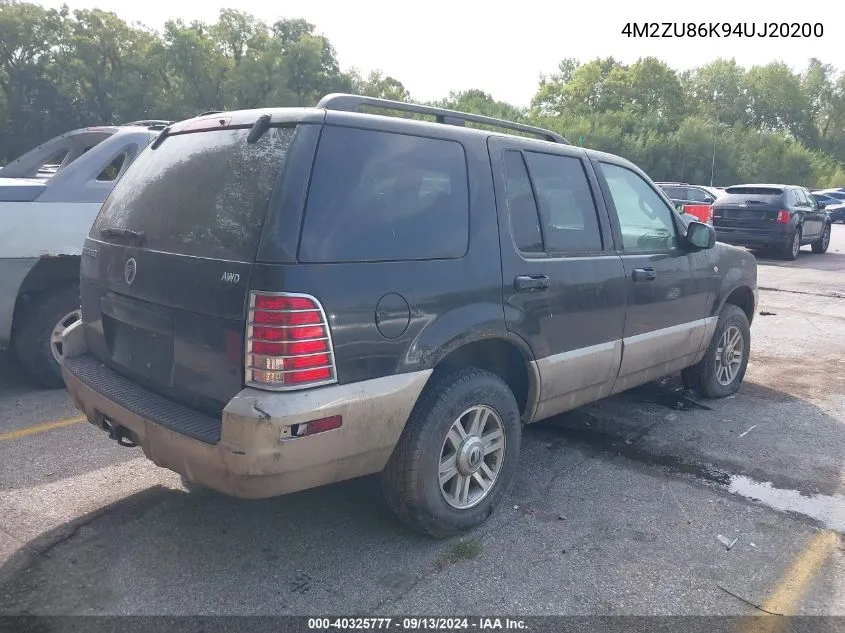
<box><xmin>196</xmin><ymin>110</ymin><xmax>224</xmax><ymax>117</ymax></box>
<box><xmin>316</xmin><ymin>93</ymin><xmax>569</xmax><ymax>144</ymax></box>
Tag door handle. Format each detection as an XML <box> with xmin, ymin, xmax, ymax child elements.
<box><xmin>514</xmin><ymin>274</ymin><xmax>551</xmax><ymax>292</ymax></box>
<box><xmin>632</xmin><ymin>268</ymin><xmax>657</xmax><ymax>282</ymax></box>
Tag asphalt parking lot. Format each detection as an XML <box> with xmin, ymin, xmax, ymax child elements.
<box><xmin>1</xmin><ymin>229</ymin><xmax>843</xmax><ymax>617</ymax></box>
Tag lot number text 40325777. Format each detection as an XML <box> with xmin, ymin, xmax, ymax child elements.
<box><xmin>621</xmin><ymin>22</ymin><xmax>823</xmax><ymax>38</ymax></box>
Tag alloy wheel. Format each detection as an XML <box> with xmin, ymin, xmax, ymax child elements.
<box><xmin>715</xmin><ymin>325</ymin><xmax>744</xmax><ymax>386</ymax></box>
<box><xmin>50</xmin><ymin>308</ymin><xmax>82</xmax><ymax>364</ymax></box>
<box><xmin>439</xmin><ymin>405</ymin><xmax>506</xmax><ymax>510</ymax></box>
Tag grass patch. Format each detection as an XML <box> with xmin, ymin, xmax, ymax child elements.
<box><xmin>436</xmin><ymin>539</ymin><xmax>482</xmax><ymax>569</ymax></box>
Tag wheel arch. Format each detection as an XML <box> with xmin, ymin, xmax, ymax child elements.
<box><xmin>429</xmin><ymin>333</ymin><xmax>540</xmax><ymax>423</ymax></box>
<box><xmin>719</xmin><ymin>285</ymin><xmax>756</xmax><ymax>326</ymax></box>
<box><xmin>12</xmin><ymin>255</ymin><xmax>80</xmax><ymax>338</ymax></box>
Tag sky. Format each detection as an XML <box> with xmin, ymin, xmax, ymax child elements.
<box><xmin>39</xmin><ymin>0</ymin><xmax>840</xmax><ymax>107</ymax></box>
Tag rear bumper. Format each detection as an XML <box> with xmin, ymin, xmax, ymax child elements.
<box><xmin>714</xmin><ymin>226</ymin><xmax>792</xmax><ymax>248</ymax></box>
<box><xmin>60</xmin><ymin>320</ymin><xmax>430</xmax><ymax>499</ymax></box>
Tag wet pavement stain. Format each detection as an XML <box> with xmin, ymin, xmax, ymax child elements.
<box><xmin>537</xmin><ymin>421</ymin><xmax>733</xmax><ymax>487</ymax></box>
<box><xmin>628</xmin><ymin>379</ymin><xmax>712</xmax><ymax>411</ymax></box>
<box><xmin>533</xmin><ymin>377</ymin><xmax>844</xmax><ymax>533</ymax></box>
<box><xmin>728</xmin><ymin>475</ymin><xmax>845</xmax><ymax>532</ymax></box>
<box><xmin>539</xmin><ymin>420</ymin><xmax>844</xmax><ymax>532</ymax></box>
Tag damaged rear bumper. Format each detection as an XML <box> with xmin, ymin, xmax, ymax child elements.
<box><xmin>59</xmin><ymin>320</ymin><xmax>430</xmax><ymax>498</ymax></box>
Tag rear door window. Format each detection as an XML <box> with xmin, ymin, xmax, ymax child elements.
<box><xmin>522</xmin><ymin>151</ymin><xmax>603</xmax><ymax>253</ymax></box>
<box><xmin>503</xmin><ymin>150</ymin><xmax>544</xmax><ymax>255</ymax></box>
<box><xmin>97</xmin><ymin>152</ymin><xmax>127</xmax><ymax>182</ymax></box>
<box><xmin>797</xmin><ymin>189</ymin><xmax>812</xmax><ymax>208</ymax></box>
<box><xmin>661</xmin><ymin>186</ymin><xmax>686</xmax><ymax>200</ymax></box>
<box><xmin>299</xmin><ymin>126</ymin><xmax>469</xmax><ymax>263</ymax></box>
<box><xmin>686</xmin><ymin>187</ymin><xmax>712</xmax><ymax>203</ymax></box>
<box><xmin>92</xmin><ymin>127</ymin><xmax>294</xmax><ymax>261</ymax></box>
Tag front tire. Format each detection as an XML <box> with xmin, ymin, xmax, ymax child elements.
<box><xmin>811</xmin><ymin>223</ymin><xmax>831</xmax><ymax>254</ymax></box>
<box><xmin>681</xmin><ymin>304</ymin><xmax>750</xmax><ymax>399</ymax></box>
<box><xmin>381</xmin><ymin>368</ymin><xmax>522</xmax><ymax>538</ymax></box>
<box><xmin>12</xmin><ymin>284</ymin><xmax>81</xmax><ymax>388</ymax></box>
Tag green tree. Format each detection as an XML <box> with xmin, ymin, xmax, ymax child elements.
<box><xmin>349</xmin><ymin>69</ymin><xmax>410</xmax><ymax>101</ymax></box>
<box><xmin>744</xmin><ymin>62</ymin><xmax>810</xmax><ymax>139</ymax></box>
<box><xmin>683</xmin><ymin>58</ymin><xmax>749</xmax><ymax>127</ymax></box>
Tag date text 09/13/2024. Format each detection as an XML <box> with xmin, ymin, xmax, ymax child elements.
<box><xmin>307</xmin><ymin>618</ymin><xmax>527</xmax><ymax>631</ymax></box>
<box><xmin>621</xmin><ymin>22</ymin><xmax>823</xmax><ymax>38</ymax></box>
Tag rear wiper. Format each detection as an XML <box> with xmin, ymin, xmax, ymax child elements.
<box><xmin>247</xmin><ymin>114</ymin><xmax>272</xmax><ymax>144</ymax></box>
<box><xmin>99</xmin><ymin>227</ymin><xmax>146</xmax><ymax>245</ymax></box>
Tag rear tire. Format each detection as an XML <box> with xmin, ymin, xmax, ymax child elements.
<box><xmin>811</xmin><ymin>223</ymin><xmax>831</xmax><ymax>254</ymax></box>
<box><xmin>12</xmin><ymin>284</ymin><xmax>81</xmax><ymax>388</ymax></box>
<box><xmin>780</xmin><ymin>228</ymin><xmax>800</xmax><ymax>260</ymax></box>
<box><xmin>381</xmin><ymin>368</ymin><xmax>521</xmax><ymax>538</ymax></box>
<box><xmin>681</xmin><ymin>304</ymin><xmax>750</xmax><ymax>399</ymax></box>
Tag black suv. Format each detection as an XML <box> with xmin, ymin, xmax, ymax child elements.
<box><xmin>712</xmin><ymin>184</ymin><xmax>832</xmax><ymax>260</ymax></box>
<box><xmin>60</xmin><ymin>95</ymin><xmax>758</xmax><ymax>537</ymax></box>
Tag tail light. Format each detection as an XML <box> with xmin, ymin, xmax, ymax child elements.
<box><xmin>245</xmin><ymin>291</ymin><xmax>337</xmax><ymax>390</ymax></box>
<box><xmin>776</xmin><ymin>210</ymin><xmax>790</xmax><ymax>224</ymax></box>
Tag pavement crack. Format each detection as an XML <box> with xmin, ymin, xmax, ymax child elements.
<box><xmin>758</xmin><ymin>286</ymin><xmax>845</xmax><ymax>300</ymax></box>
<box><xmin>717</xmin><ymin>584</ymin><xmax>785</xmax><ymax>616</ymax></box>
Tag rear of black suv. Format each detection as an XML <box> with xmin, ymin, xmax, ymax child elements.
<box><xmin>60</xmin><ymin>105</ymin><xmax>483</xmax><ymax>506</ymax></box>
<box><xmin>62</xmin><ymin>96</ymin><xmax>758</xmax><ymax>538</ymax></box>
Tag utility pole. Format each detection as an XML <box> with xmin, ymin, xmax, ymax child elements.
<box><xmin>710</xmin><ymin>115</ymin><xmax>718</xmax><ymax>187</ymax></box>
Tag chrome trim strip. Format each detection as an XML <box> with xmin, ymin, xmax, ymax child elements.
<box><xmin>616</xmin><ymin>318</ymin><xmax>709</xmax><ymax>380</ymax></box>
<box><xmin>532</xmin><ymin>340</ymin><xmax>622</xmax><ymax>422</ymax></box>
<box><xmin>530</xmin><ymin>318</ymin><xmax>718</xmax><ymax>421</ymax></box>
<box><xmin>247</xmin><ymin>336</ymin><xmax>329</xmax><ymax>344</ymax></box>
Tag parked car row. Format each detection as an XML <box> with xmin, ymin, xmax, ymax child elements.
<box><xmin>812</xmin><ymin>189</ymin><xmax>845</xmax><ymax>223</ymax></box>
<box><xmin>657</xmin><ymin>181</ymin><xmax>838</xmax><ymax>260</ymax></box>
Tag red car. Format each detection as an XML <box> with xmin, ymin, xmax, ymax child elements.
<box><xmin>656</xmin><ymin>182</ymin><xmax>725</xmax><ymax>225</ymax></box>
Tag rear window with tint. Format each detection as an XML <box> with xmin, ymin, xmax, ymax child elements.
<box><xmin>719</xmin><ymin>186</ymin><xmax>785</xmax><ymax>206</ymax></box>
<box><xmin>92</xmin><ymin>127</ymin><xmax>294</xmax><ymax>261</ymax></box>
<box><xmin>724</xmin><ymin>186</ymin><xmax>784</xmax><ymax>196</ymax></box>
<box><xmin>660</xmin><ymin>186</ymin><xmax>686</xmax><ymax>199</ymax></box>
<box><xmin>299</xmin><ymin>126</ymin><xmax>469</xmax><ymax>263</ymax></box>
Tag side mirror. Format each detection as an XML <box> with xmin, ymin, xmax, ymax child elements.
<box><xmin>686</xmin><ymin>220</ymin><xmax>716</xmax><ymax>249</ymax></box>
<box><xmin>817</xmin><ymin>199</ymin><xmax>828</xmax><ymax>209</ymax></box>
